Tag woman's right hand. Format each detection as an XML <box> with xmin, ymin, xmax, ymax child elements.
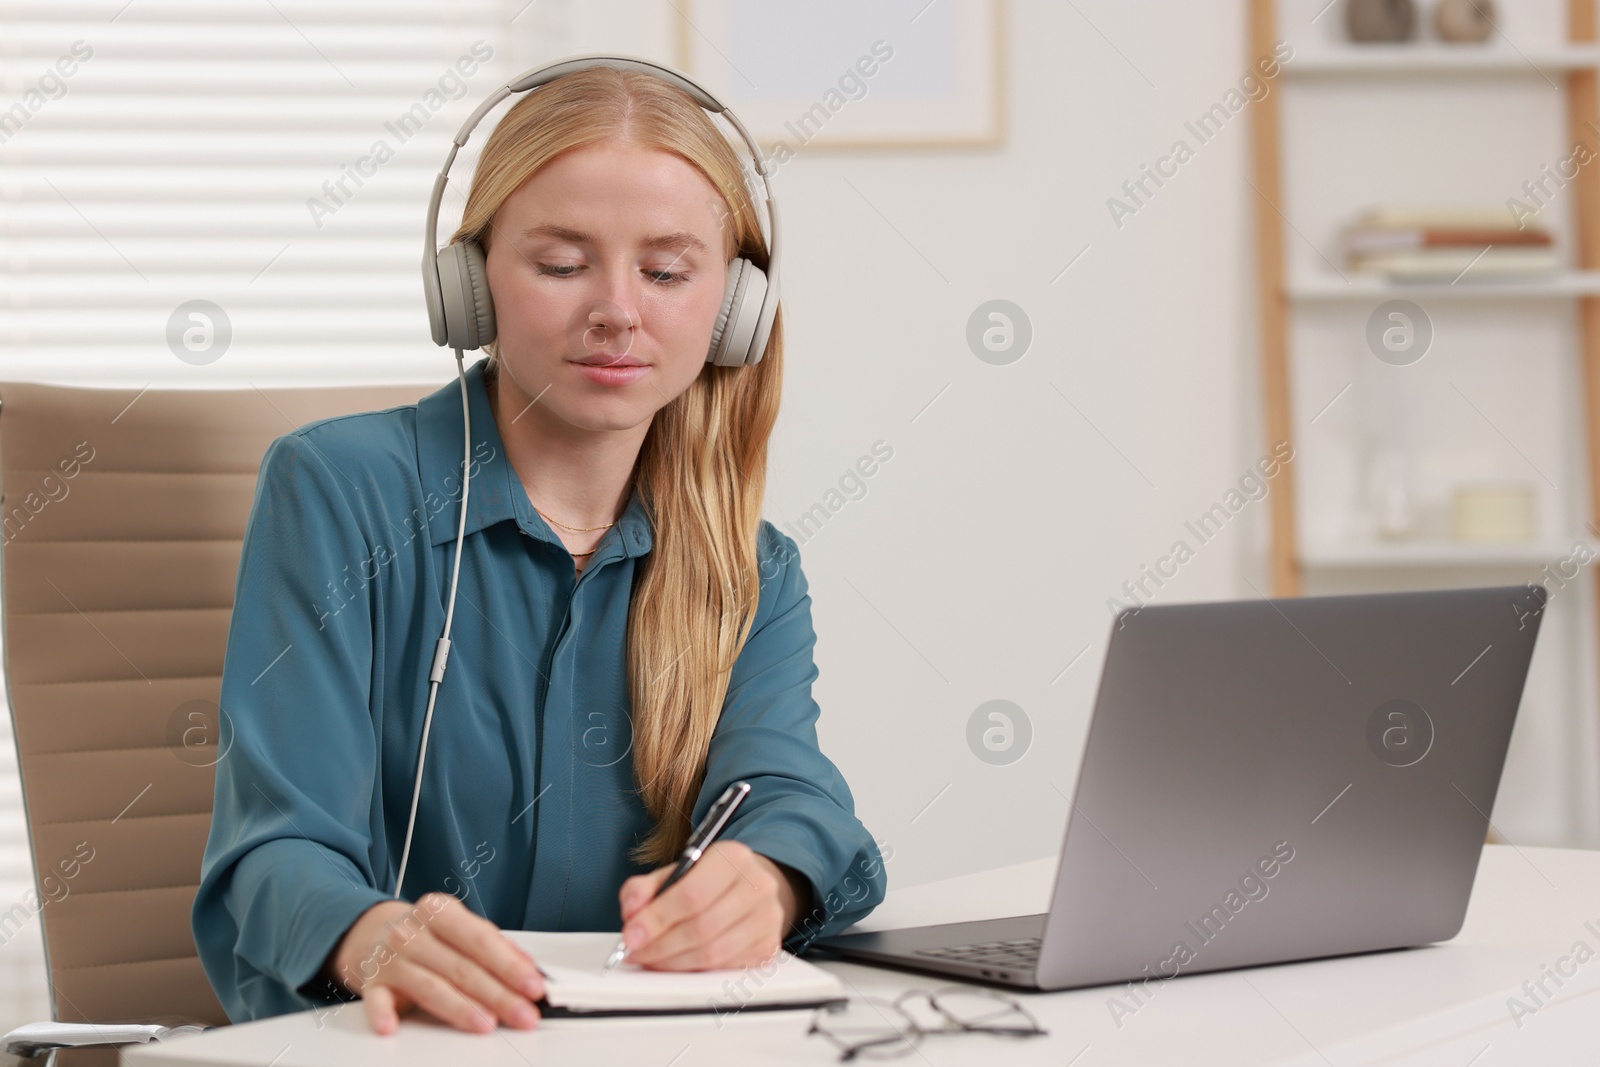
<box><xmin>326</xmin><ymin>893</ymin><xmax>545</xmax><ymax>1035</ymax></box>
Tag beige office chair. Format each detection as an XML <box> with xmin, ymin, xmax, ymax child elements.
<box><xmin>0</xmin><ymin>380</ymin><xmax>438</xmax><ymax>1064</ymax></box>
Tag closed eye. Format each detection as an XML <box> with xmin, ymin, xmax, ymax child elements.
<box><xmin>536</xmin><ymin>263</ymin><xmax>690</xmax><ymax>286</ymax></box>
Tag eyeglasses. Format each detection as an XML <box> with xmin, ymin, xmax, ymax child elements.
<box><xmin>807</xmin><ymin>987</ymin><xmax>1048</xmax><ymax>1061</ymax></box>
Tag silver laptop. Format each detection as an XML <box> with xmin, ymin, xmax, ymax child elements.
<box><xmin>812</xmin><ymin>585</ymin><xmax>1544</xmax><ymax>991</ymax></box>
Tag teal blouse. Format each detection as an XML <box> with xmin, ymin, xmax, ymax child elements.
<box><xmin>191</xmin><ymin>358</ymin><xmax>887</xmax><ymax>1021</ymax></box>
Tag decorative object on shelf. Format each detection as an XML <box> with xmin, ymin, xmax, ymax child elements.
<box><xmin>1342</xmin><ymin>205</ymin><xmax>1557</xmax><ymax>280</ymax></box>
<box><xmin>1435</xmin><ymin>0</ymin><xmax>1497</xmax><ymax>43</ymax></box>
<box><xmin>1452</xmin><ymin>483</ymin><xmax>1536</xmax><ymax>543</ymax></box>
<box><xmin>1347</xmin><ymin>0</ymin><xmax>1417</xmax><ymax>42</ymax></box>
<box><xmin>1361</xmin><ymin>445</ymin><xmax>1417</xmax><ymax>540</ymax></box>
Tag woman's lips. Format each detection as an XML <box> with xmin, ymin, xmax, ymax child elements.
<box><xmin>570</xmin><ymin>361</ymin><xmax>650</xmax><ymax>386</ymax></box>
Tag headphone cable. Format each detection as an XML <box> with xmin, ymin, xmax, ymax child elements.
<box><xmin>393</xmin><ymin>348</ymin><xmax>472</xmax><ymax>899</ymax></box>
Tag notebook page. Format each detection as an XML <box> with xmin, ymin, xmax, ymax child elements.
<box><xmin>504</xmin><ymin>931</ymin><xmax>842</xmax><ymax>1011</ymax></box>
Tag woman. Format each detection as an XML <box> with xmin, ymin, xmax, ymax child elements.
<box><xmin>192</xmin><ymin>63</ymin><xmax>887</xmax><ymax>1035</ymax></box>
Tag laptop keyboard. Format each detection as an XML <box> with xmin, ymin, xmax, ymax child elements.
<box><xmin>914</xmin><ymin>936</ymin><xmax>1041</xmax><ymax>969</ymax></box>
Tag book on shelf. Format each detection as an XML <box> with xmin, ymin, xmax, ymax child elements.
<box><xmin>1344</xmin><ymin>227</ymin><xmax>1552</xmax><ymax>256</ymax></box>
<box><xmin>1356</xmin><ymin>205</ymin><xmax>1531</xmax><ymax>230</ymax></box>
<box><xmin>1349</xmin><ymin>248</ymin><xmax>1559</xmax><ymax>280</ymax></box>
<box><xmin>1342</xmin><ymin>205</ymin><xmax>1558</xmax><ymax>279</ymax></box>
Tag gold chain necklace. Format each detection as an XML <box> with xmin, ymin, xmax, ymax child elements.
<box><xmin>534</xmin><ymin>505</ymin><xmax>616</xmax><ymax>559</ymax></box>
<box><xmin>534</xmin><ymin>506</ymin><xmax>616</xmax><ymax>533</ymax></box>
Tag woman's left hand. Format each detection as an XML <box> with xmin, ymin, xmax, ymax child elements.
<box><xmin>616</xmin><ymin>841</ymin><xmax>808</xmax><ymax>970</ymax></box>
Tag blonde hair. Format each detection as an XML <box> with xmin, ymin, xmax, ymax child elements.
<box><xmin>447</xmin><ymin>66</ymin><xmax>782</xmax><ymax>865</ymax></box>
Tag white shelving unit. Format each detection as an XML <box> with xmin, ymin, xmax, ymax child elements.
<box><xmin>1249</xmin><ymin>0</ymin><xmax>1600</xmax><ymax>847</ymax></box>
<box><xmin>1250</xmin><ymin>0</ymin><xmax>1600</xmax><ymax>594</ymax></box>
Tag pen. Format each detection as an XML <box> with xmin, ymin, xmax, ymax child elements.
<box><xmin>603</xmin><ymin>780</ymin><xmax>752</xmax><ymax>974</ymax></box>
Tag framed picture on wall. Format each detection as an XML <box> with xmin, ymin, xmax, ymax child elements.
<box><xmin>674</xmin><ymin>0</ymin><xmax>1006</xmax><ymax>152</ymax></box>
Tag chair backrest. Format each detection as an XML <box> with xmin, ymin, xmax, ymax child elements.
<box><xmin>0</xmin><ymin>380</ymin><xmax>439</xmax><ymax>1026</ymax></box>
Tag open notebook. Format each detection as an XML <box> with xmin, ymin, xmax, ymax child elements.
<box><xmin>504</xmin><ymin>931</ymin><xmax>845</xmax><ymax>1017</ymax></box>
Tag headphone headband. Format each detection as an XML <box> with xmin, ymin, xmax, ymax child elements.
<box><xmin>422</xmin><ymin>53</ymin><xmax>782</xmax><ymax>364</ymax></box>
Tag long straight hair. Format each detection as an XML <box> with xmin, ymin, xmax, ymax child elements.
<box><xmin>448</xmin><ymin>67</ymin><xmax>782</xmax><ymax>865</ymax></box>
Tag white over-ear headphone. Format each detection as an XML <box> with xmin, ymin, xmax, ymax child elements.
<box><xmin>394</xmin><ymin>54</ymin><xmax>781</xmax><ymax>900</ymax></box>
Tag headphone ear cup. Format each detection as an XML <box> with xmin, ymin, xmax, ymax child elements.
<box><xmin>436</xmin><ymin>239</ymin><xmax>497</xmax><ymax>350</ymax></box>
<box><xmin>707</xmin><ymin>256</ymin><xmax>769</xmax><ymax>367</ymax></box>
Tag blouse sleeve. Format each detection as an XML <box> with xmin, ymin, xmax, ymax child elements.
<box><xmin>701</xmin><ymin>525</ymin><xmax>889</xmax><ymax>950</ymax></box>
<box><xmin>191</xmin><ymin>431</ymin><xmax>393</xmax><ymax>1021</ymax></box>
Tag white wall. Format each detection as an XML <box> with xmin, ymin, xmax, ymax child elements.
<box><xmin>763</xmin><ymin>0</ymin><xmax>1267</xmax><ymax>888</ymax></box>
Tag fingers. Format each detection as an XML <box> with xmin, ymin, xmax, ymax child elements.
<box><xmin>403</xmin><ymin>929</ymin><xmax>541</xmax><ymax>1031</ymax></box>
<box><xmin>626</xmin><ymin>874</ymin><xmax>742</xmax><ymax>968</ymax></box>
<box><xmin>363</xmin><ymin>983</ymin><xmax>401</xmax><ymax>1035</ymax></box>
<box><xmin>643</xmin><ymin>909</ymin><xmax>782</xmax><ymax>972</ymax></box>
<box><xmin>428</xmin><ymin>896</ymin><xmax>545</xmax><ymax>1002</ymax></box>
<box><xmin>623</xmin><ymin>842</ymin><xmax>786</xmax><ymax>970</ymax></box>
<box><xmin>352</xmin><ymin>892</ymin><xmax>542</xmax><ymax>1035</ymax></box>
<box><xmin>622</xmin><ymin>854</ymin><xmax>740</xmax><ymax>965</ymax></box>
<box><xmin>386</xmin><ymin>958</ymin><xmax>500</xmax><ymax>1033</ymax></box>
<box><xmin>618</xmin><ymin>866</ymin><xmax>673</xmax><ymax>922</ymax></box>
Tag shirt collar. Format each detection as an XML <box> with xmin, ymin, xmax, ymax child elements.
<box><xmin>413</xmin><ymin>357</ymin><xmax>654</xmax><ymax>559</ymax></box>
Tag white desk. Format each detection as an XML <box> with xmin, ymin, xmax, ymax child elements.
<box><xmin>125</xmin><ymin>844</ymin><xmax>1600</xmax><ymax>1065</ymax></box>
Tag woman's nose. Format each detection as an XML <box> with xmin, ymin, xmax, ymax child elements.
<box><xmin>568</xmin><ymin>297</ymin><xmax>637</xmax><ymax>359</ymax></box>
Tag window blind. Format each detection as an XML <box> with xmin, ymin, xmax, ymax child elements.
<box><xmin>0</xmin><ymin>0</ymin><xmax>557</xmax><ymax>387</ymax></box>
